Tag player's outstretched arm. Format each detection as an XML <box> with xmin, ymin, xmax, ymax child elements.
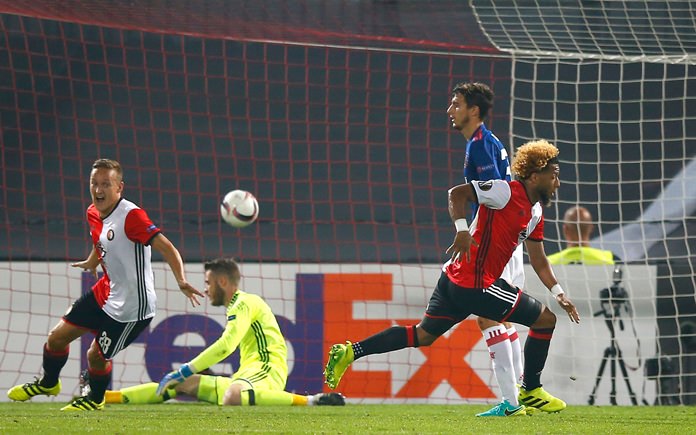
<box><xmin>71</xmin><ymin>247</ymin><xmax>100</xmax><ymax>278</ymax></box>
<box><xmin>526</xmin><ymin>240</ymin><xmax>580</xmax><ymax>323</ymax></box>
<box><xmin>150</xmin><ymin>234</ymin><xmax>204</xmax><ymax>306</ymax></box>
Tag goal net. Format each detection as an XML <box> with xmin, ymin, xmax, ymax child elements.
<box><xmin>1</xmin><ymin>0</ymin><xmax>694</xmax><ymax>406</ymax></box>
<box><xmin>473</xmin><ymin>0</ymin><xmax>696</xmax><ymax>405</ymax></box>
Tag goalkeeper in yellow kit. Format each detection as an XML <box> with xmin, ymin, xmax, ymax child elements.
<box><xmin>105</xmin><ymin>258</ymin><xmax>344</xmax><ymax>407</ymax></box>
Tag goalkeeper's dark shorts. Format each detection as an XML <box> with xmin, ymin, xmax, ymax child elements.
<box><xmin>419</xmin><ymin>272</ymin><xmax>544</xmax><ymax>337</ymax></box>
<box><xmin>63</xmin><ymin>291</ymin><xmax>152</xmax><ymax>359</ymax></box>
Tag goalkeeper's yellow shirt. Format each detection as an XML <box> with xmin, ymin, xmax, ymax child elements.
<box><xmin>547</xmin><ymin>246</ymin><xmax>615</xmax><ymax>265</ymax></box>
<box><xmin>188</xmin><ymin>290</ymin><xmax>288</xmax><ymax>377</ymax></box>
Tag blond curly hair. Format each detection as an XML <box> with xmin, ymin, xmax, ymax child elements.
<box><xmin>511</xmin><ymin>140</ymin><xmax>559</xmax><ymax>179</ymax></box>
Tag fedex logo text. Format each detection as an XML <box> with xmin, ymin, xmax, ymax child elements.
<box><xmin>318</xmin><ymin>273</ymin><xmax>493</xmax><ymax>399</ymax></box>
<box><xmin>80</xmin><ymin>272</ymin><xmax>493</xmax><ymax>400</ymax></box>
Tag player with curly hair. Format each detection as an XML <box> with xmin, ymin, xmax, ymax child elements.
<box><xmin>325</xmin><ymin>139</ymin><xmax>580</xmax><ymax>415</ymax></box>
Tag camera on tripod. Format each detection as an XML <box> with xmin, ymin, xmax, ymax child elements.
<box><xmin>589</xmin><ymin>264</ymin><xmax>639</xmax><ymax>405</ymax></box>
<box><xmin>597</xmin><ymin>266</ymin><xmax>629</xmax><ymax>322</ymax></box>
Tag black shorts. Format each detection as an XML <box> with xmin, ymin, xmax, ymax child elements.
<box><xmin>63</xmin><ymin>291</ymin><xmax>152</xmax><ymax>360</ymax></box>
<box><xmin>420</xmin><ymin>272</ymin><xmax>544</xmax><ymax>337</ymax></box>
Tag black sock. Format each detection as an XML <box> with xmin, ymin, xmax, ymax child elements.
<box><xmin>411</xmin><ymin>325</ymin><xmax>420</xmax><ymax>347</ymax></box>
<box><xmin>521</xmin><ymin>327</ymin><xmax>554</xmax><ymax>391</ymax></box>
<box><xmin>40</xmin><ymin>343</ymin><xmax>69</xmax><ymax>387</ymax></box>
<box><xmin>87</xmin><ymin>366</ymin><xmax>112</xmax><ymax>402</ymax></box>
<box><xmin>352</xmin><ymin>326</ymin><xmax>413</xmax><ymax>359</ymax></box>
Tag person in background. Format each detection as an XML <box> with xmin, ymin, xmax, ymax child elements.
<box><xmin>547</xmin><ymin>206</ymin><xmax>618</xmax><ymax>265</ymax></box>
<box><xmin>447</xmin><ymin>81</ymin><xmax>525</xmax><ymax>417</ymax></box>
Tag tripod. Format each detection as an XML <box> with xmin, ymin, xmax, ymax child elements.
<box><xmin>587</xmin><ymin>307</ymin><xmax>638</xmax><ymax>405</ymax></box>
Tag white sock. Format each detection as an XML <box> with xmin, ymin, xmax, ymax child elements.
<box><xmin>308</xmin><ymin>394</ymin><xmax>317</xmax><ymax>406</ymax></box>
<box><xmin>507</xmin><ymin>326</ymin><xmax>524</xmax><ymax>383</ymax></box>
<box><xmin>483</xmin><ymin>324</ymin><xmax>519</xmax><ymax>406</ymax></box>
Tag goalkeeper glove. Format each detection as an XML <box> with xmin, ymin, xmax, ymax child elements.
<box><xmin>156</xmin><ymin>363</ymin><xmax>195</xmax><ymax>396</ymax></box>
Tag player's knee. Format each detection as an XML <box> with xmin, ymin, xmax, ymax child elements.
<box><xmin>415</xmin><ymin>326</ymin><xmax>437</xmax><ymax>347</ymax></box>
<box><xmin>46</xmin><ymin>324</ymin><xmax>71</xmax><ymax>351</ymax></box>
<box><xmin>222</xmin><ymin>384</ymin><xmax>243</xmax><ymax>406</ymax></box>
<box><xmin>476</xmin><ymin>316</ymin><xmax>499</xmax><ymax>330</ymax></box>
<box><xmin>45</xmin><ymin>332</ymin><xmax>63</xmax><ymax>351</ymax></box>
<box><xmin>533</xmin><ymin>307</ymin><xmax>557</xmax><ymax>329</ymax></box>
<box><xmin>86</xmin><ymin>345</ymin><xmax>107</xmax><ymax>369</ymax></box>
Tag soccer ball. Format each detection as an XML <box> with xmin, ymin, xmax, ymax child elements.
<box><xmin>220</xmin><ymin>189</ymin><xmax>259</xmax><ymax>228</ymax></box>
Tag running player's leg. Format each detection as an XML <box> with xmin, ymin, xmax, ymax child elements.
<box><xmin>502</xmin><ymin>245</ymin><xmax>526</xmax><ymax>383</ymax></box>
<box><xmin>505</xmin><ymin>291</ymin><xmax>565</xmax><ymax>412</ymax></box>
<box><xmin>6</xmin><ymin>320</ymin><xmax>82</xmax><ymax>401</ymax></box>
<box><xmin>62</xmin><ymin>312</ymin><xmax>151</xmax><ymax>411</ymax></box>
<box><xmin>8</xmin><ymin>293</ymin><xmax>97</xmax><ymax>402</ymax></box>
<box><xmin>478</xmin><ymin>316</ymin><xmax>519</xmax><ymax>407</ymax></box>
<box><xmin>325</xmin><ymin>273</ymin><xmax>462</xmax><ymax>389</ymax></box>
<box><xmin>504</xmin><ymin>321</ymin><xmax>524</xmax><ymax>383</ymax></box>
<box><xmin>464</xmin><ymin>280</ymin><xmax>525</xmax><ymax>416</ymax></box>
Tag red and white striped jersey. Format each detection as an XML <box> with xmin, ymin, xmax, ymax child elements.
<box><xmin>445</xmin><ymin>180</ymin><xmax>544</xmax><ymax>289</ymax></box>
<box><xmin>87</xmin><ymin>198</ymin><xmax>161</xmax><ymax>322</ymax></box>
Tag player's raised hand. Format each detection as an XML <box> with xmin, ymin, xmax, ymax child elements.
<box><xmin>178</xmin><ymin>281</ymin><xmax>205</xmax><ymax>307</ymax></box>
<box><xmin>556</xmin><ymin>294</ymin><xmax>580</xmax><ymax>324</ymax></box>
<box><xmin>156</xmin><ymin>363</ymin><xmax>195</xmax><ymax>396</ymax></box>
<box><xmin>446</xmin><ymin>231</ymin><xmax>478</xmax><ymax>263</ymax></box>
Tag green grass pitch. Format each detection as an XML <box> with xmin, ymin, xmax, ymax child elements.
<box><xmin>2</xmin><ymin>402</ymin><xmax>695</xmax><ymax>433</ymax></box>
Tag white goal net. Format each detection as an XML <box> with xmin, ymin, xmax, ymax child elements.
<box><xmin>473</xmin><ymin>0</ymin><xmax>696</xmax><ymax>405</ymax></box>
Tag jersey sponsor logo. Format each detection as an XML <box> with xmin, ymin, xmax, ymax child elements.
<box><xmin>107</xmin><ymin>229</ymin><xmax>114</xmax><ymax>240</ymax></box>
<box><xmin>477</xmin><ymin>163</ymin><xmax>495</xmax><ymax>174</ymax></box>
<box><xmin>227</xmin><ymin>314</ymin><xmax>236</xmax><ymax>321</ymax></box>
<box><xmin>478</xmin><ymin>180</ymin><xmax>494</xmax><ymax>191</ymax></box>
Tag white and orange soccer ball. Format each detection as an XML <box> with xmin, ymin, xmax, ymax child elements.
<box><xmin>220</xmin><ymin>189</ymin><xmax>259</xmax><ymax>228</ymax></box>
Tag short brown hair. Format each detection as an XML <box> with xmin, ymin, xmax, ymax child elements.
<box><xmin>92</xmin><ymin>158</ymin><xmax>123</xmax><ymax>181</ymax></box>
<box><xmin>511</xmin><ymin>140</ymin><xmax>559</xmax><ymax>179</ymax></box>
<box><xmin>204</xmin><ymin>258</ymin><xmax>241</xmax><ymax>285</ymax></box>
<box><xmin>451</xmin><ymin>82</ymin><xmax>494</xmax><ymax>120</ymax></box>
